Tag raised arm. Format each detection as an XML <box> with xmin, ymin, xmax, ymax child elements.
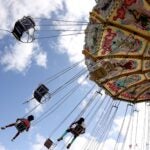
<box><xmin>69</xmin><ymin>121</ymin><xmax>77</xmax><ymax>128</ymax></box>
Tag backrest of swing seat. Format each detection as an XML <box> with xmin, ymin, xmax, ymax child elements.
<box><xmin>20</xmin><ymin>16</ymin><xmax>35</xmax><ymax>30</ymax></box>
<box><xmin>15</xmin><ymin>121</ymin><xmax>27</xmax><ymax>132</ymax></box>
<box><xmin>44</xmin><ymin>138</ymin><xmax>53</xmax><ymax>149</ymax></box>
<box><xmin>12</xmin><ymin>21</ymin><xmax>25</xmax><ymax>40</ymax></box>
<box><xmin>33</xmin><ymin>84</ymin><xmax>49</xmax><ymax>102</ymax></box>
<box><xmin>71</xmin><ymin>125</ymin><xmax>84</xmax><ymax>135</ymax></box>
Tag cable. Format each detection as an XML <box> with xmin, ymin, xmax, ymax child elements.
<box><xmin>93</xmin><ymin>101</ymin><xmax>118</xmax><ymax>150</ymax></box>
<box><xmin>121</xmin><ymin>105</ymin><xmax>134</xmax><ymax>150</ymax></box>
<box><xmin>83</xmin><ymin>96</ymin><xmax>112</xmax><ymax>150</ymax></box>
<box><xmin>128</xmin><ymin>107</ymin><xmax>135</xmax><ymax>150</ymax></box>
<box><xmin>85</xmin><ymin>92</ymin><xmax>104</xmax><ymax>123</ymax></box>
<box><xmin>114</xmin><ymin>103</ymin><xmax>132</xmax><ymax>150</ymax></box>
<box><xmin>43</xmin><ymin>59</ymin><xmax>84</xmax><ymax>84</ymax></box>
<box><xmin>35</xmin><ymin>29</ymin><xmax>86</xmax><ymax>32</ymax></box>
<box><xmin>134</xmin><ymin>109</ymin><xmax>139</xmax><ymax>149</ymax></box>
<box><xmin>33</xmin><ymin>18</ymin><xmax>89</xmax><ymax>24</ymax></box>
<box><xmin>146</xmin><ymin>103</ymin><xmax>150</xmax><ymax>150</ymax></box>
<box><xmin>0</xmin><ymin>28</ymin><xmax>12</xmax><ymax>33</ymax></box>
<box><xmin>51</xmin><ymin>69</ymin><xmax>87</xmax><ymax>96</ymax></box>
<box><xmin>88</xmin><ymin>97</ymin><xmax>106</xmax><ymax>129</ymax></box>
<box><xmin>23</xmin><ymin>103</ymin><xmax>41</xmax><ymax>118</ymax></box>
<box><xmin>35</xmin><ymin>32</ymin><xmax>86</xmax><ymax>39</ymax></box>
<box><xmin>80</xmin><ymin>95</ymin><xmax>107</xmax><ymax>150</ymax></box>
<box><xmin>99</xmin><ymin>101</ymin><xmax>120</xmax><ymax>150</ymax></box>
<box><xmin>22</xmin><ymin>70</ymin><xmax>87</xmax><ymax>118</ymax></box>
<box><xmin>33</xmin><ymin>75</ymin><xmax>88</xmax><ymax>125</ymax></box>
<box><xmin>48</xmin><ymin>85</ymin><xmax>96</xmax><ymax>137</ymax></box>
<box><xmin>33</xmin><ymin>84</ymin><xmax>80</xmax><ymax>125</ymax></box>
<box><xmin>74</xmin><ymin>91</ymin><xmax>99</xmax><ymax>121</ymax></box>
<box><xmin>87</xmin><ymin>99</ymin><xmax>114</xmax><ymax>150</ymax></box>
<box><xmin>37</xmin><ymin>24</ymin><xmax>87</xmax><ymax>27</ymax></box>
<box><xmin>141</xmin><ymin>102</ymin><xmax>147</xmax><ymax>150</ymax></box>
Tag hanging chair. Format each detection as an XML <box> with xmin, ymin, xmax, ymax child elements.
<box><xmin>70</xmin><ymin>125</ymin><xmax>85</xmax><ymax>136</ymax></box>
<box><xmin>89</xmin><ymin>67</ymin><xmax>107</xmax><ymax>80</ymax></box>
<box><xmin>44</xmin><ymin>138</ymin><xmax>53</xmax><ymax>149</ymax></box>
<box><xmin>33</xmin><ymin>84</ymin><xmax>50</xmax><ymax>103</ymax></box>
<box><xmin>15</xmin><ymin>120</ymin><xmax>27</xmax><ymax>132</ymax></box>
<box><xmin>12</xmin><ymin>16</ymin><xmax>35</xmax><ymax>42</ymax></box>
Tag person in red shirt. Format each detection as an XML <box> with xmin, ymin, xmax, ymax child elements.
<box><xmin>1</xmin><ymin>115</ymin><xmax>34</xmax><ymax>141</ymax></box>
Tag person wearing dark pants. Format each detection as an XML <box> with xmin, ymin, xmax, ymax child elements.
<box><xmin>1</xmin><ymin>115</ymin><xmax>34</xmax><ymax>141</ymax></box>
<box><xmin>57</xmin><ymin>117</ymin><xmax>86</xmax><ymax>149</ymax></box>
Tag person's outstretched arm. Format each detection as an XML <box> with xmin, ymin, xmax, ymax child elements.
<box><xmin>16</xmin><ymin>118</ymin><xmax>24</xmax><ymax>122</ymax></box>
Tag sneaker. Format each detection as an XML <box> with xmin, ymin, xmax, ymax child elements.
<box><xmin>57</xmin><ymin>137</ymin><xmax>63</xmax><ymax>141</ymax></box>
<box><xmin>1</xmin><ymin>127</ymin><xmax>6</xmax><ymax>130</ymax></box>
<box><xmin>67</xmin><ymin>143</ymin><xmax>71</xmax><ymax>149</ymax></box>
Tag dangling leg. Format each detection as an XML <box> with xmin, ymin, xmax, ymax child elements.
<box><xmin>11</xmin><ymin>131</ymin><xmax>20</xmax><ymax>141</ymax></box>
<box><xmin>67</xmin><ymin>135</ymin><xmax>77</xmax><ymax>149</ymax></box>
<box><xmin>57</xmin><ymin>129</ymin><xmax>70</xmax><ymax>141</ymax></box>
<box><xmin>1</xmin><ymin>123</ymin><xmax>16</xmax><ymax>130</ymax></box>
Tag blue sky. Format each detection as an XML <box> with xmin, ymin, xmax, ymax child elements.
<box><xmin>0</xmin><ymin>0</ymin><xmax>149</xmax><ymax>150</ymax></box>
<box><xmin>0</xmin><ymin>0</ymin><xmax>98</xmax><ymax>150</ymax></box>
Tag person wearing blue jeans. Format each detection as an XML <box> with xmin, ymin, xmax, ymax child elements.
<box><xmin>57</xmin><ymin>117</ymin><xmax>86</xmax><ymax>149</ymax></box>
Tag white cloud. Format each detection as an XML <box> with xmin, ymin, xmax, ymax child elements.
<box><xmin>0</xmin><ymin>42</ymin><xmax>47</xmax><ymax>73</ymax></box>
<box><xmin>34</xmin><ymin>50</ymin><xmax>47</xmax><ymax>68</ymax></box>
<box><xmin>108</xmin><ymin>102</ymin><xmax>149</xmax><ymax>150</ymax></box>
<box><xmin>25</xmin><ymin>98</ymin><xmax>43</xmax><ymax>115</ymax></box>
<box><xmin>0</xmin><ymin>143</ymin><xmax>6</xmax><ymax>150</ymax></box>
<box><xmin>80</xmin><ymin>99</ymin><xmax>88</xmax><ymax>109</ymax></box>
<box><xmin>79</xmin><ymin>89</ymin><xmax>97</xmax><ymax>109</ymax></box>
<box><xmin>113</xmin><ymin>116</ymin><xmax>129</xmax><ymax>137</ymax></box>
<box><xmin>0</xmin><ymin>0</ymin><xmax>96</xmax><ymax>72</ymax></box>
<box><xmin>77</xmin><ymin>75</ymin><xmax>88</xmax><ymax>85</ymax></box>
<box><xmin>100</xmin><ymin>138</ymin><xmax>119</xmax><ymax>150</ymax></box>
<box><xmin>0</xmin><ymin>0</ymin><xmax>67</xmax><ymax>72</ymax></box>
<box><xmin>0</xmin><ymin>0</ymin><xmax>64</xmax><ymax>31</ymax></box>
<box><xmin>1</xmin><ymin>43</ymin><xmax>33</xmax><ymax>72</ymax></box>
<box><xmin>67</xmin><ymin>136</ymin><xmax>87</xmax><ymax>150</ymax></box>
<box><xmin>57</xmin><ymin>0</ymin><xmax>96</xmax><ymax>64</ymax></box>
<box><xmin>30</xmin><ymin>133</ymin><xmax>46</xmax><ymax>150</ymax></box>
<box><xmin>64</xmin><ymin>135</ymin><xmax>115</xmax><ymax>150</ymax></box>
<box><xmin>57</xmin><ymin>34</ymin><xmax>85</xmax><ymax>63</ymax></box>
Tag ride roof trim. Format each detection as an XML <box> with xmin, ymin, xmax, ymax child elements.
<box><xmin>83</xmin><ymin>0</ymin><xmax>150</xmax><ymax>103</ymax></box>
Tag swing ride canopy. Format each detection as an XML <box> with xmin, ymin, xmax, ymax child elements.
<box><xmin>83</xmin><ymin>0</ymin><xmax>150</xmax><ymax>103</ymax></box>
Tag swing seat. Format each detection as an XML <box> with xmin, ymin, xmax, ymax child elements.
<box><xmin>33</xmin><ymin>84</ymin><xmax>49</xmax><ymax>103</ymax></box>
<box><xmin>12</xmin><ymin>16</ymin><xmax>35</xmax><ymax>42</ymax></box>
<box><xmin>12</xmin><ymin>21</ymin><xmax>25</xmax><ymax>41</ymax></box>
<box><xmin>90</xmin><ymin>67</ymin><xmax>107</xmax><ymax>80</ymax></box>
<box><xmin>15</xmin><ymin>120</ymin><xmax>27</xmax><ymax>132</ymax></box>
<box><xmin>71</xmin><ymin>125</ymin><xmax>84</xmax><ymax>136</ymax></box>
<box><xmin>44</xmin><ymin>138</ymin><xmax>53</xmax><ymax>149</ymax></box>
<box><xmin>103</xmin><ymin>61</ymin><xmax>114</xmax><ymax>72</ymax></box>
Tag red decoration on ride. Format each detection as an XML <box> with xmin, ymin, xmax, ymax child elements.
<box><xmin>102</xmin><ymin>28</ymin><xmax>116</xmax><ymax>55</ymax></box>
<box><xmin>113</xmin><ymin>0</ymin><xmax>137</xmax><ymax>21</ymax></box>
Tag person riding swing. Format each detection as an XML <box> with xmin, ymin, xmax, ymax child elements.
<box><xmin>57</xmin><ymin>117</ymin><xmax>86</xmax><ymax>149</ymax></box>
<box><xmin>1</xmin><ymin>115</ymin><xmax>34</xmax><ymax>141</ymax></box>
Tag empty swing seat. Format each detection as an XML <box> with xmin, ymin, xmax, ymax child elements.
<box><xmin>71</xmin><ymin>125</ymin><xmax>84</xmax><ymax>136</ymax></box>
<box><xmin>44</xmin><ymin>138</ymin><xmax>53</xmax><ymax>149</ymax></box>
<box><xmin>12</xmin><ymin>16</ymin><xmax>35</xmax><ymax>41</ymax></box>
<box><xmin>90</xmin><ymin>67</ymin><xmax>107</xmax><ymax>81</ymax></box>
<box><xmin>33</xmin><ymin>84</ymin><xmax>49</xmax><ymax>103</ymax></box>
